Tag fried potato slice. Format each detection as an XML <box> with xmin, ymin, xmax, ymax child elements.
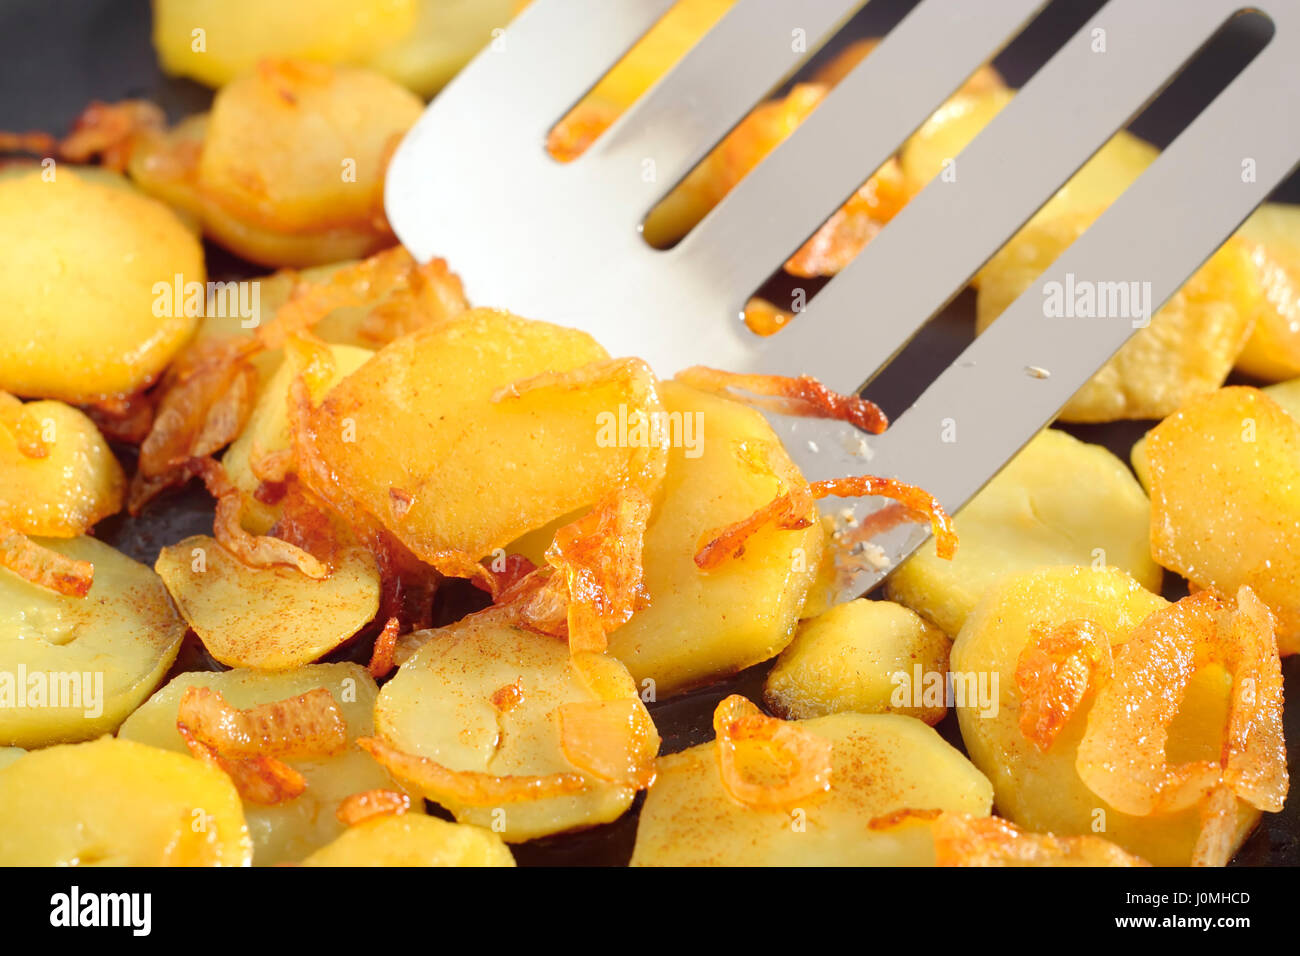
<box><xmin>976</xmin><ymin>210</ymin><xmax>1261</xmax><ymax>422</ymax></box>
<box><xmin>1145</xmin><ymin>386</ymin><xmax>1300</xmax><ymax>654</ymax></box>
<box><xmin>152</xmin><ymin>0</ymin><xmax>419</xmax><ymax>88</ymax></box>
<box><xmin>118</xmin><ymin>663</ymin><xmax>408</xmax><ymax>866</ymax></box>
<box><xmin>898</xmin><ymin>87</ymin><xmax>1014</xmax><ymax>196</ymax></box>
<box><xmin>223</xmin><ymin>343</ymin><xmax>373</xmax><ymax>533</ymax></box>
<box><xmin>630</xmin><ymin>710</ymin><xmax>993</xmax><ymax>866</ymax></box>
<box><xmin>0</xmin><ymin>748</ymin><xmax>24</xmax><ymax>772</ymax></box>
<box><xmin>764</xmin><ymin>599</ymin><xmax>951</xmax><ymax>723</ymax></box>
<box><xmin>155</xmin><ymin>534</ymin><xmax>380</xmax><ymax>669</ymax></box>
<box><xmin>0</xmin><ymin>737</ymin><xmax>250</xmax><ymax>866</ymax></box>
<box><xmin>1233</xmin><ymin>202</ymin><xmax>1300</xmax><ymax>381</ymax></box>
<box><xmin>374</xmin><ymin>615</ymin><xmax>656</xmax><ymax>841</ymax></box>
<box><xmin>0</xmin><ymin>399</ymin><xmax>124</xmax><ymax>536</ymax></box>
<box><xmin>0</xmin><ymin>169</ymin><xmax>203</xmax><ymax>402</ymax></box>
<box><xmin>302</xmin><ymin>309</ymin><xmax>658</xmax><ymax>566</ymax></box>
<box><xmin>0</xmin><ymin>536</ymin><xmax>185</xmax><ymax>747</ymax></box>
<box><xmin>951</xmin><ymin>566</ymin><xmax>1260</xmax><ymax>866</ymax></box>
<box><xmin>602</xmin><ymin>381</ymin><xmax>824</xmax><ymax>697</ymax></box>
<box><xmin>301</xmin><ymin>813</ymin><xmax>515</xmax><ymax>866</ymax></box>
<box><xmin>886</xmin><ymin>428</ymin><xmax>1159</xmax><ymax>636</ymax></box>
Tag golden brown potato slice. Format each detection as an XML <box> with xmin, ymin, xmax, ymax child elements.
<box><xmin>155</xmin><ymin>534</ymin><xmax>380</xmax><ymax>670</ymax></box>
<box><xmin>152</xmin><ymin>0</ymin><xmax>419</xmax><ymax>88</ymax></box>
<box><xmin>899</xmin><ymin>87</ymin><xmax>1014</xmax><ymax>196</ymax></box>
<box><xmin>886</xmin><ymin>428</ymin><xmax>1159</xmax><ymax>636</ymax></box>
<box><xmin>375</xmin><ymin>615</ymin><xmax>655</xmax><ymax>841</ymax></box>
<box><xmin>764</xmin><ymin>599</ymin><xmax>951</xmax><ymax>723</ymax></box>
<box><xmin>951</xmin><ymin>566</ymin><xmax>1259</xmax><ymax>865</ymax></box>
<box><xmin>604</xmin><ymin>381</ymin><xmax>823</xmax><ymax>697</ymax></box>
<box><xmin>0</xmin><ymin>536</ymin><xmax>185</xmax><ymax>747</ymax></box>
<box><xmin>1233</xmin><ymin>202</ymin><xmax>1300</xmax><ymax>381</ymax></box>
<box><xmin>305</xmin><ymin>308</ymin><xmax>659</xmax><ymax>565</ymax></box>
<box><xmin>1145</xmin><ymin>386</ymin><xmax>1300</xmax><ymax>654</ymax></box>
<box><xmin>0</xmin><ymin>169</ymin><xmax>203</xmax><ymax>402</ymax></box>
<box><xmin>976</xmin><ymin>210</ymin><xmax>1261</xmax><ymax>421</ymax></box>
<box><xmin>118</xmin><ymin>663</ymin><xmax>406</xmax><ymax>865</ymax></box>
<box><xmin>630</xmin><ymin>711</ymin><xmax>992</xmax><ymax>866</ymax></box>
<box><xmin>0</xmin><ymin>736</ymin><xmax>250</xmax><ymax>865</ymax></box>
<box><xmin>0</xmin><ymin>399</ymin><xmax>124</xmax><ymax>536</ymax></box>
<box><xmin>301</xmin><ymin>814</ymin><xmax>515</xmax><ymax>866</ymax></box>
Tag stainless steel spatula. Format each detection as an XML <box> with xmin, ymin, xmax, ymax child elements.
<box><xmin>385</xmin><ymin>0</ymin><xmax>1300</xmax><ymax>596</ymax></box>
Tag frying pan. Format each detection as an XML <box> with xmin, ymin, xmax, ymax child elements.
<box><xmin>3</xmin><ymin>0</ymin><xmax>1297</xmax><ymax>866</ymax></box>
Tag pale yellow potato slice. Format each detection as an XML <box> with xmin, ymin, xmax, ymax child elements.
<box><xmin>0</xmin><ymin>169</ymin><xmax>203</xmax><ymax>402</ymax></box>
<box><xmin>886</xmin><ymin>428</ymin><xmax>1159</xmax><ymax>637</ymax></box>
<box><xmin>306</xmin><ymin>309</ymin><xmax>659</xmax><ymax>563</ymax></box>
<box><xmin>1145</xmin><ymin>386</ymin><xmax>1300</xmax><ymax>654</ymax></box>
<box><xmin>152</xmin><ymin>0</ymin><xmax>419</xmax><ymax>88</ymax></box>
<box><xmin>0</xmin><ymin>748</ymin><xmax>25</xmax><ymax>772</ymax></box>
<box><xmin>1233</xmin><ymin>202</ymin><xmax>1300</xmax><ymax>381</ymax></box>
<box><xmin>605</xmin><ymin>381</ymin><xmax>823</xmax><ymax>697</ymax></box>
<box><xmin>223</xmin><ymin>343</ymin><xmax>373</xmax><ymax>533</ymax></box>
<box><xmin>0</xmin><ymin>536</ymin><xmax>185</xmax><ymax>747</ymax></box>
<box><xmin>0</xmin><ymin>400</ymin><xmax>124</xmax><ymax>536</ymax></box>
<box><xmin>376</xmin><ymin>616</ymin><xmax>649</xmax><ymax>841</ymax></box>
<box><xmin>118</xmin><ymin>663</ymin><xmax>405</xmax><ymax>866</ymax></box>
<box><xmin>764</xmin><ymin>599</ymin><xmax>951</xmax><ymax>723</ymax></box>
<box><xmin>365</xmin><ymin>0</ymin><xmax>525</xmax><ymax>96</ymax></box>
<box><xmin>155</xmin><ymin>535</ymin><xmax>380</xmax><ymax>670</ymax></box>
<box><xmin>951</xmin><ymin>566</ymin><xmax>1258</xmax><ymax>866</ymax></box>
<box><xmin>0</xmin><ymin>736</ymin><xmax>250</xmax><ymax>866</ymax></box>
<box><xmin>976</xmin><ymin>210</ymin><xmax>1261</xmax><ymax>421</ymax></box>
<box><xmin>630</xmin><ymin>712</ymin><xmax>993</xmax><ymax>866</ymax></box>
<box><xmin>301</xmin><ymin>814</ymin><xmax>515</xmax><ymax>866</ymax></box>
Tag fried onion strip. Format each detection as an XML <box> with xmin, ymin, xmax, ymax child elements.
<box><xmin>178</xmin><ymin>686</ymin><xmax>348</xmax><ymax>761</ymax></box>
<box><xmin>931</xmin><ymin>813</ymin><xmax>1150</xmax><ymax>867</ymax></box>
<box><xmin>1015</xmin><ymin>619</ymin><xmax>1113</xmax><ymax>752</ymax></box>
<box><xmin>336</xmin><ymin>789</ymin><xmax>410</xmax><ymax>826</ymax></box>
<box><xmin>675</xmin><ymin>366</ymin><xmax>888</xmax><ymax>434</ymax></box>
<box><xmin>557</xmin><ymin>698</ymin><xmax>660</xmax><ymax>789</ymax></box>
<box><xmin>178</xmin><ymin>725</ymin><xmax>307</xmax><ymax>806</ymax></box>
<box><xmin>0</xmin><ymin>520</ymin><xmax>93</xmax><ymax>596</ymax></box>
<box><xmin>712</xmin><ymin>695</ymin><xmax>832</xmax><ymax>809</ymax></box>
<box><xmin>358</xmin><ymin>735</ymin><xmax>589</xmax><ymax>806</ymax></box>
<box><xmin>368</xmin><ymin>617</ymin><xmax>401</xmax><ymax>680</ymax></box>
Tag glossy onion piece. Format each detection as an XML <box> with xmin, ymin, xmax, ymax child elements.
<box><xmin>367</xmin><ymin>617</ymin><xmax>401</xmax><ymax>680</ymax></box>
<box><xmin>0</xmin><ymin>520</ymin><xmax>93</xmax><ymax>597</ymax></box>
<box><xmin>177</xmin><ymin>725</ymin><xmax>307</xmax><ymax>806</ymax></box>
<box><xmin>1015</xmin><ymin>619</ymin><xmax>1113</xmax><ymax>752</ymax></box>
<box><xmin>335</xmin><ymin>788</ymin><xmax>410</xmax><ymax>827</ymax></box>
<box><xmin>711</xmin><ymin>695</ymin><xmax>833</xmax><ymax>809</ymax></box>
<box><xmin>931</xmin><ymin>813</ymin><xmax>1149</xmax><ymax>867</ymax></box>
<box><xmin>178</xmin><ymin>686</ymin><xmax>348</xmax><ymax>760</ymax></box>
<box><xmin>357</xmin><ymin>735</ymin><xmax>590</xmax><ymax>807</ymax></box>
<box><xmin>675</xmin><ymin>366</ymin><xmax>888</xmax><ymax>434</ymax></box>
<box><xmin>557</xmin><ymin>698</ymin><xmax>660</xmax><ymax>789</ymax></box>
<box><xmin>1076</xmin><ymin>587</ymin><xmax>1287</xmax><ymax>816</ymax></box>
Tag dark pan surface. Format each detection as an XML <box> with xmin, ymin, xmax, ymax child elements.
<box><xmin>3</xmin><ymin>0</ymin><xmax>1298</xmax><ymax>866</ymax></box>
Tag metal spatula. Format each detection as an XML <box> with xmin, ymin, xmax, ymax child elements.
<box><xmin>385</xmin><ymin>0</ymin><xmax>1300</xmax><ymax>597</ymax></box>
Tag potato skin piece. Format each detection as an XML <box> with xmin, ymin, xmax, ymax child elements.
<box><xmin>0</xmin><ymin>170</ymin><xmax>203</xmax><ymax>402</ymax></box>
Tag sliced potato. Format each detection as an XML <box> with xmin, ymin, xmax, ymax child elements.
<box><xmin>886</xmin><ymin>428</ymin><xmax>1159</xmax><ymax>636</ymax></box>
<box><xmin>0</xmin><ymin>736</ymin><xmax>250</xmax><ymax>865</ymax></box>
<box><xmin>365</xmin><ymin>0</ymin><xmax>524</xmax><ymax>96</ymax></box>
<box><xmin>152</xmin><ymin>0</ymin><xmax>419</xmax><ymax>88</ymax></box>
<box><xmin>1233</xmin><ymin>202</ymin><xmax>1300</xmax><ymax>380</ymax></box>
<box><xmin>951</xmin><ymin>566</ymin><xmax>1258</xmax><ymax>865</ymax></box>
<box><xmin>630</xmin><ymin>712</ymin><xmax>993</xmax><ymax>866</ymax></box>
<box><xmin>1145</xmin><ymin>386</ymin><xmax>1300</xmax><ymax>654</ymax></box>
<box><xmin>764</xmin><ymin>599</ymin><xmax>951</xmax><ymax>723</ymax></box>
<box><xmin>0</xmin><ymin>400</ymin><xmax>124</xmax><ymax>536</ymax></box>
<box><xmin>301</xmin><ymin>813</ymin><xmax>515</xmax><ymax>866</ymax></box>
<box><xmin>899</xmin><ymin>88</ymin><xmax>1014</xmax><ymax>196</ymax></box>
<box><xmin>118</xmin><ymin>663</ymin><xmax>404</xmax><ymax>865</ymax></box>
<box><xmin>223</xmin><ymin>343</ymin><xmax>373</xmax><ymax>533</ymax></box>
<box><xmin>155</xmin><ymin>534</ymin><xmax>380</xmax><ymax>670</ymax></box>
<box><xmin>306</xmin><ymin>309</ymin><xmax>657</xmax><ymax>563</ymax></box>
<box><xmin>0</xmin><ymin>536</ymin><xmax>185</xmax><ymax>747</ymax></box>
<box><xmin>0</xmin><ymin>748</ymin><xmax>25</xmax><ymax>772</ymax></box>
<box><xmin>0</xmin><ymin>169</ymin><xmax>203</xmax><ymax>402</ymax></box>
<box><xmin>976</xmin><ymin>211</ymin><xmax>1261</xmax><ymax>422</ymax></box>
<box><xmin>605</xmin><ymin>381</ymin><xmax>823</xmax><ymax>696</ymax></box>
<box><xmin>376</xmin><ymin>616</ymin><xmax>651</xmax><ymax>841</ymax></box>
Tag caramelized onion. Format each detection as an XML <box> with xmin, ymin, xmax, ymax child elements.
<box><xmin>178</xmin><ymin>724</ymin><xmax>307</xmax><ymax>806</ymax></box>
<box><xmin>0</xmin><ymin>521</ymin><xmax>93</xmax><ymax>596</ymax></box>
<box><xmin>177</xmin><ymin>686</ymin><xmax>348</xmax><ymax>760</ymax></box>
<box><xmin>931</xmin><ymin>813</ymin><xmax>1149</xmax><ymax>867</ymax></box>
<box><xmin>675</xmin><ymin>366</ymin><xmax>888</xmax><ymax>434</ymax></box>
<box><xmin>368</xmin><ymin>617</ymin><xmax>401</xmax><ymax>680</ymax></box>
<box><xmin>1015</xmin><ymin>619</ymin><xmax>1113</xmax><ymax>752</ymax></box>
<box><xmin>712</xmin><ymin>695</ymin><xmax>833</xmax><ymax>809</ymax></box>
<box><xmin>557</xmin><ymin>698</ymin><xmax>659</xmax><ymax>789</ymax></box>
<box><xmin>335</xmin><ymin>788</ymin><xmax>410</xmax><ymax>827</ymax></box>
<box><xmin>358</xmin><ymin>735</ymin><xmax>589</xmax><ymax>806</ymax></box>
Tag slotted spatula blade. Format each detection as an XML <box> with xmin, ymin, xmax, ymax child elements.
<box><xmin>386</xmin><ymin>0</ymin><xmax>1300</xmax><ymax>596</ymax></box>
